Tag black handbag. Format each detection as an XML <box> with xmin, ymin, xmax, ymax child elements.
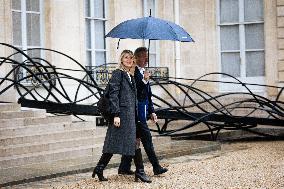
<box><xmin>97</xmin><ymin>85</ymin><xmax>112</xmax><ymax>121</ymax></box>
<box><xmin>97</xmin><ymin>70</ymin><xmax>123</xmax><ymax>121</ymax></box>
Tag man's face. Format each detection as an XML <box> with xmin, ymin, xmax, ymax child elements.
<box><xmin>136</xmin><ymin>51</ymin><xmax>148</xmax><ymax>68</ymax></box>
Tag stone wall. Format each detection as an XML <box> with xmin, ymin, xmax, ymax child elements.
<box><xmin>0</xmin><ymin>0</ymin><xmax>16</xmax><ymax>102</ymax></box>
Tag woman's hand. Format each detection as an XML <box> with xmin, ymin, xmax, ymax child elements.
<box><xmin>113</xmin><ymin>117</ymin><xmax>120</xmax><ymax>127</ymax></box>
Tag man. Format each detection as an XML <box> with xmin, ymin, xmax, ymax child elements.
<box><xmin>118</xmin><ymin>47</ymin><xmax>168</xmax><ymax>175</ymax></box>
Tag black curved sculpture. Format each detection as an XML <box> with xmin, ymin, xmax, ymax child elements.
<box><xmin>0</xmin><ymin>43</ymin><xmax>283</xmax><ymax>140</ymax></box>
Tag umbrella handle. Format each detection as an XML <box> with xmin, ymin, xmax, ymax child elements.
<box><xmin>117</xmin><ymin>39</ymin><xmax>121</xmax><ymax>49</ymax></box>
<box><xmin>148</xmin><ymin>39</ymin><xmax>150</xmax><ymax>68</ymax></box>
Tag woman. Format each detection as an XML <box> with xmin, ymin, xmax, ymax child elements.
<box><xmin>92</xmin><ymin>50</ymin><xmax>151</xmax><ymax>183</ymax></box>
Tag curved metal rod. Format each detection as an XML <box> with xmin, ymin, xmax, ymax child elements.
<box><xmin>19</xmin><ymin>73</ymin><xmax>101</xmax><ymax>104</ymax></box>
<box><xmin>3</xmin><ymin>44</ymin><xmax>98</xmax><ymax>87</ymax></box>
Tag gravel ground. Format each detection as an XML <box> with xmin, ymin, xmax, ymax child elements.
<box><xmin>45</xmin><ymin>140</ymin><xmax>284</xmax><ymax>189</ymax></box>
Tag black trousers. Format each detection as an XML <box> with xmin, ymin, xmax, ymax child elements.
<box><xmin>119</xmin><ymin>122</ymin><xmax>160</xmax><ymax>171</ymax></box>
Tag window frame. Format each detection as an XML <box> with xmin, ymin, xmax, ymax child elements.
<box><xmin>142</xmin><ymin>0</ymin><xmax>159</xmax><ymax>67</ymax></box>
<box><xmin>216</xmin><ymin>0</ymin><xmax>266</xmax><ymax>93</ymax></box>
<box><xmin>11</xmin><ymin>0</ymin><xmax>45</xmax><ymax>85</ymax></box>
<box><xmin>11</xmin><ymin>0</ymin><xmax>45</xmax><ymax>57</ymax></box>
<box><xmin>217</xmin><ymin>0</ymin><xmax>265</xmax><ymax>79</ymax></box>
<box><xmin>85</xmin><ymin>0</ymin><xmax>107</xmax><ymax>67</ymax></box>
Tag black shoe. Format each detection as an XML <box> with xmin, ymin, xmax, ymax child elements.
<box><xmin>118</xmin><ymin>169</ymin><xmax>135</xmax><ymax>175</ymax></box>
<box><xmin>135</xmin><ymin>169</ymin><xmax>152</xmax><ymax>183</ymax></box>
<box><xmin>153</xmin><ymin>166</ymin><xmax>168</xmax><ymax>175</ymax></box>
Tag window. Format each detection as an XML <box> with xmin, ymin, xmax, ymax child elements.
<box><xmin>218</xmin><ymin>0</ymin><xmax>265</xmax><ymax>78</ymax></box>
<box><xmin>143</xmin><ymin>0</ymin><xmax>159</xmax><ymax>67</ymax></box>
<box><xmin>85</xmin><ymin>0</ymin><xmax>107</xmax><ymax>66</ymax></box>
<box><xmin>12</xmin><ymin>0</ymin><xmax>44</xmax><ymax>62</ymax></box>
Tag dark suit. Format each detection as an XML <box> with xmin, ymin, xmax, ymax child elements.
<box><xmin>119</xmin><ymin>66</ymin><xmax>161</xmax><ymax>171</ymax></box>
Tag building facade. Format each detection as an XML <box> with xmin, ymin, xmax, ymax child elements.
<box><xmin>0</xmin><ymin>0</ymin><xmax>283</xmax><ymax>102</ymax></box>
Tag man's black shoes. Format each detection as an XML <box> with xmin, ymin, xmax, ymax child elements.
<box><xmin>153</xmin><ymin>167</ymin><xmax>168</xmax><ymax>175</ymax></box>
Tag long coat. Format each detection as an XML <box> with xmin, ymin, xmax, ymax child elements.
<box><xmin>102</xmin><ymin>69</ymin><xmax>137</xmax><ymax>156</ymax></box>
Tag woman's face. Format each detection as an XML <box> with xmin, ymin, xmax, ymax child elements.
<box><xmin>121</xmin><ymin>53</ymin><xmax>134</xmax><ymax>69</ymax></box>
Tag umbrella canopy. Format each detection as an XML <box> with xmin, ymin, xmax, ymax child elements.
<box><xmin>106</xmin><ymin>16</ymin><xmax>194</xmax><ymax>42</ymax></box>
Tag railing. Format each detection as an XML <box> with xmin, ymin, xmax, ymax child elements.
<box><xmin>86</xmin><ymin>64</ymin><xmax>169</xmax><ymax>85</ymax></box>
<box><xmin>0</xmin><ymin>43</ymin><xmax>283</xmax><ymax>140</ymax></box>
<box><xmin>13</xmin><ymin>64</ymin><xmax>57</xmax><ymax>87</ymax></box>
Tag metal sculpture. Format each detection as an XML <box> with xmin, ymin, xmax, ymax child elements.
<box><xmin>0</xmin><ymin>43</ymin><xmax>283</xmax><ymax>140</ymax></box>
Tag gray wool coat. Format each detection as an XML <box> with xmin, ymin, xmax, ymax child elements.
<box><xmin>102</xmin><ymin>69</ymin><xmax>137</xmax><ymax>156</ymax></box>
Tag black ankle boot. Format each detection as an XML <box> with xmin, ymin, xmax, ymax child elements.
<box><xmin>92</xmin><ymin>153</ymin><xmax>113</xmax><ymax>181</ymax></box>
<box><xmin>92</xmin><ymin>165</ymin><xmax>108</xmax><ymax>181</ymax></box>
<box><xmin>134</xmin><ymin>148</ymin><xmax>151</xmax><ymax>183</ymax></box>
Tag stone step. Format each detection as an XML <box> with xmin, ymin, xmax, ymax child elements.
<box><xmin>0</xmin><ymin>109</ymin><xmax>46</xmax><ymax>119</ymax></box>
<box><xmin>0</xmin><ymin>144</ymin><xmax>103</xmax><ymax>169</ymax></box>
<box><xmin>153</xmin><ymin>140</ymin><xmax>220</xmax><ymax>159</ymax></box>
<box><xmin>0</xmin><ymin>131</ymin><xmax>169</xmax><ymax>158</ymax></box>
<box><xmin>0</xmin><ymin>133</ymin><xmax>171</xmax><ymax>170</ymax></box>
<box><xmin>0</xmin><ymin>120</ymin><xmax>96</xmax><ymax>138</ymax></box>
<box><xmin>0</xmin><ymin>122</ymin><xmax>72</xmax><ymax>137</ymax></box>
<box><xmin>0</xmin><ymin>139</ymin><xmax>220</xmax><ymax>185</ymax></box>
<box><xmin>0</xmin><ymin>103</ymin><xmax>21</xmax><ymax>112</ymax></box>
<box><xmin>0</xmin><ymin>135</ymin><xmax>105</xmax><ymax>157</ymax></box>
<box><xmin>0</xmin><ymin>126</ymin><xmax>96</xmax><ymax>146</ymax></box>
<box><xmin>0</xmin><ymin>115</ymin><xmax>72</xmax><ymax>128</ymax></box>
<box><xmin>0</xmin><ymin>155</ymin><xmax>121</xmax><ymax>185</ymax></box>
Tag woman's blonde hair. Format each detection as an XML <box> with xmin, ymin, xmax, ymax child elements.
<box><xmin>117</xmin><ymin>49</ymin><xmax>135</xmax><ymax>75</ymax></box>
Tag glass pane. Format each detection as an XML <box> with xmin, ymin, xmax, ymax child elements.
<box><xmin>27</xmin><ymin>49</ymin><xmax>41</xmax><ymax>59</ymax></box>
<box><xmin>246</xmin><ymin>51</ymin><xmax>265</xmax><ymax>77</ymax></box>
<box><xmin>94</xmin><ymin>0</ymin><xmax>104</xmax><ymax>18</ymax></box>
<box><xmin>13</xmin><ymin>48</ymin><xmax>24</xmax><ymax>80</ymax></box>
<box><xmin>149</xmin><ymin>54</ymin><xmax>156</xmax><ymax>67</ymax></box>
<box><xmin>27</xmin><ymin>13</ymin><xmax>41</xmax><ymax>46</ymax></box>
<box><xmin>13</xmin><ymin>48</ymin><xmax>23</xmax><ymax>63</ymax></box>
<box><xmin>95</xmin><ymin>51</ymin><xmax>106</xmax><ymax>66</ymax></box>
<box><xmin>149</xmin><ymin>41</ymin><xmax>156</xmax><ymax>52</ymax></box>
<box><xmin>221</xmin><ymin>52</ymin><xmax>240</xmax><ymax>77</ymax></box>
<box><xmin>85</xmin><ymin>0</ymin><xmax>90</xmax><ymax>17</ymax></box>
<box><xmin>26</xmin><ymin>50</ymin><xmax>41</xmax><ymax>65</ymax></box>
<box><xmin>94</xmin><ymin>21</ymin><xmax>105</xmax><ymax>49</ymax></box>
<box><xmin>245</xmin><ymin>24</ymin><xmax>264</xmax><ymax>49</ymax></box>
<box><xmin>146</xmin><ymin>0</ymin><xmax>155</xmax><ymax>16</ymax></box>
<box><xmin>220</xmin><ymin>25</ymin><xmax>239</xmax><ymax>51</ymax></box>
<box><xmin>26</xmin><ymin>0</ymin><xmax>40</xmax><ymax>12</ymax></box>
<box><xmin>85</xmin><ymin>19</ymin><xmax>91</xmax><ymax>49</ymax></box>
<box><xmin>220</xmin><ymin>0</ymin><xmax>239</xmax><ymax>23</ymax></box>
<box><xmin>244</xmin><ymin>0</ymin><xmax>263</xmax><ymax>21</ymax></box>
<box><xmin>12</xmin><ymin>0</ymin><xmax>21</xmax><ymax>10</ymax></box>
<box><xmin>12</xmin><ymin>12</ymin><xmax>22</xmax><ymax>46</ymax></box>
<box><xmin>86</xmin><ymin>50</ymin><xmax>92</xmax><ymax>66</ymax></box>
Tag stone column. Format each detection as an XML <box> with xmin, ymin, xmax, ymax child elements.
<box><xmin>276</xmin><ymin>0</ymin><xmax>284</xmax><ymax>99</ymax></box>
<box><xmin>278</xmin><ymin>0</ymin><xmax>284</xmax><ymax>82</ymax></box>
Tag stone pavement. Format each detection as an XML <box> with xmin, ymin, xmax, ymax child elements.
<box><xmin>2</xmin><ymin>140</ymin><xmax>283</xmax><ymax>189</ymax></box>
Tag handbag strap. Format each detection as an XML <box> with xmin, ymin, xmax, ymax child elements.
<box><xmin>104</xmin><ymin>69</ymin><xmax>123</xmax><ymax>97</ymax></box>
